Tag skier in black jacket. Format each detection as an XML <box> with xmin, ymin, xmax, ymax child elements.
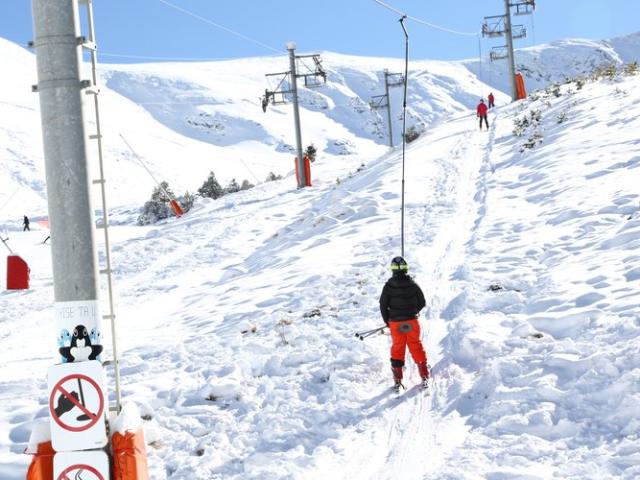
<box><xmin>379</xmin><ymin>256</ymin><xmax>429</xmax><ymax>390</ymax></box>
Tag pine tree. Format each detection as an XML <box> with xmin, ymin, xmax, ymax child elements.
<box><xmin>178</xmin><ymin>191</ymin><xmax>195</xmax><ymax>212</ymax></box>
<box><xmin>151</xmin><ymin>181</ymin><xmax>174</xmax><ymax>203</ymax></box>
<box><xmin>305</xmin><ymin>144</ymin><xmax>317</xmax><ymax>162</ymax></box>
<box><xmin>198</xmin><ymin>171</ymin><xmax>224</xmax><ymax>199</ymax></box>
<box><xmin>265</xmin><ymin>172</ymin><xmax>282</xmax><ymax>182</ymax></box>
<box><xmin>240</xmin><ymin>180</ymin><xmax>254</xmax><ymax>191</ymax></box>
<box><xmin>225</xmin><ymin>178</ymin><xmax>241</xmax><ymax>194</ymax></box>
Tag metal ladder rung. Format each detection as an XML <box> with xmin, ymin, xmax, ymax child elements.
<box><xmin>81</xmin><ymin>0</ymin><xmax>121</xmax><ymax>415</ymax></box>
<box><xmin>81</xmin><ymin>40</ymin><xmax>97</xmax><ymax>51</ymax></box>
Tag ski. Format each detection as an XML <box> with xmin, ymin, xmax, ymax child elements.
<box><xmin>392</xmin><ymin>381</ymin><xmax>405</xmax><ymax>395</ymax></box>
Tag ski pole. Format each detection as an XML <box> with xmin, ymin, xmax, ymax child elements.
<box><xmin>354</xmin><ymin>325</ymin><xmax>386</xmax><ymax>341</ymax></box>
<box><xmin>354</xmin><ymin>327</ymin><xmax>380</xmax><ymax>339</ymax></box>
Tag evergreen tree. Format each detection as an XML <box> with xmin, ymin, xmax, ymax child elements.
<box><xmin>305</xmin><ymin>144</ymin><xmax>317</xmax><ymax>162</ymax></box>
<box><xmin>152</xmin><ymin>181</ymin><xmax>174</xmax><ymax>203</ymax></box>
<box><xmin>240</xmin><ymin>179</ymin><xmax>254</xmax><ymax>191</ymax></box>
<box><xmin>265</xmin><ymin>172</ymin><xmax>282</xmax><ymax>182</ymax></box>
<box><xmin>225</xmin><ymin>178</ymin><xmax>241</xmax><ymax>194</ymax></box>
<box><xmin>178</xmin><ymin>191</ymin><xmax>196</xmax><ymax>212</ymax></box>
<box><xmin>198</xmin><ymin>171</ymin><xmax>224</xmax><ymax>199</ymax></box>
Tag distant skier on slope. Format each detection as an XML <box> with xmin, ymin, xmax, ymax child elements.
<box><xmin>488</xmin><ymin>92</ymin><xmax>495</xmax><ymax>108</ymax></box>
<box><xmin>22</xmin><ymin>215</ymin><xmax>30</xmax><ymax>231</ymax></box>
<box><xmin>477</xmin><ymin>99</ymin><xmax>489</xmax><ymax>130</ymax></box>
<box><xmin>379</xmin><ymin>256</ymin><xmax>430</xmax><ymax>391</ymax></box>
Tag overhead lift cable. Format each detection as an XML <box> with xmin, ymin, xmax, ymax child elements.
<box><xmin>371</xmin><ymin>0</ymin><xmax>480</xmax><ymax>37</ymax></box>
<box><xmin>399</xmin><ymin>16</ymin><xmax>408</xmax><ymax>258</ymax></box>
<box><xmin>156</xmin><ymin>0</ymin><xmax>283</xmax><ymax>54</ymax></box>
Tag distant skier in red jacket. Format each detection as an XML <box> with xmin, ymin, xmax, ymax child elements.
<box><xmin>488</xmin><ymin>92</ymin><xmax>495</xmax><ymax>108</ymax></box>
<box><xmin>477</xmin><ymin>99</ymin><xmax>489</xmax><ymax>130</ymax></box>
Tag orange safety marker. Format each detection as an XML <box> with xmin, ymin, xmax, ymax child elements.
<box><xmin>294</xmin><ymin>156</ymin><xmax>312</xmax><ymax>187</ymax></box>
<box><xmin>515</xmin><ymin>73</ymin><xmax>527</xmax><ymax>100</ymax></box>
<box><xmin>26</xmin><ymin>441</ymin><xmax>54</xmax><ymax>480</ymax></box>
<box><xmin>169</xmin><ymin>200</ymin><xmax>184</xmax><ymax>218</ymax></box>
<box><xmin>112</xmin><ymin>429</ymin><xmax>150</xmax><ymax>480</ymax></box>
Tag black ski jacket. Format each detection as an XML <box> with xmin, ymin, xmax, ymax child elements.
<box><xmin>379</xmin><ymin>274</ymin><xmax>426</xmax><ymax>323</ymax></box>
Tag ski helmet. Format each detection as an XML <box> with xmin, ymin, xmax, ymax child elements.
<box><xmin>390</xmin><ymin>256</ymin><xmax>408</xmax><ymax>272</ymax></box>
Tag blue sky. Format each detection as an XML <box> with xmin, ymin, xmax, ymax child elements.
<box><xmin>2</xmin><ymin>1</ymin><xmax>640</xmax><ymax>63</ymax></box>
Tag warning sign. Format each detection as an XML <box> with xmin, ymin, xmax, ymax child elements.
<box><xmin>48</xmin><ymin>361</ymin><xmax>108</xmax><ymax>452</ymax></box>
<box><xmin>54</xmin><ymin>450</ymin><xmax>110</xmax><ymax>480</ymax></box>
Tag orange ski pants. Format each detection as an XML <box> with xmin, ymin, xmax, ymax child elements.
<box><xmin>389</xmin><ymin>319</ymin><xmax>427</xmax><ymax>366</ymax></box>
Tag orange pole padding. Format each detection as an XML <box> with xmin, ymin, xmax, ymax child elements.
<box><xmin>515</xmin><ymin>73</ymin><xmax>527</xmax><ymax>100</ymax></box>
<box><xmin>295</xmin><ymin>157</ymin><xmax>312</xmax><ymax>187</ymax></box>
<box><xmin>112</xmin><ymin>429</ymin><xmax>150</xmax><ymax>480</ymax></box>
<box><xmin>303</xmin><ymin>155</ymin><xmax>312</xmax><ymax>187</ymax></box>
<box><xmin>7</xmin><ymin>255</ymin><xmax>30</xmax><ymax>290</ymax></box>
<box><xmin>169</xmin><ymin>199</ymin><xmax>184</xmax><ymax>218</ymax></box>
<box><xmin>25</xmin><ymin>441</ymin><xmax>54</xmax><ymax>480</ymax></box>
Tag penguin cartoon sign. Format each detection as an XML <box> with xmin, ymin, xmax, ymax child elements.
<box><xmin>55</xmin><ymin>301</ymin><xmax>103</xmax><ymax>364</ymax></box>
<box><xmin>59</xmin><ymin>324</ymin><xmax>103</xmax><ymax>363</ymax></box>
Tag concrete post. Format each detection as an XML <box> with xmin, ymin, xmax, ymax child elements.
<box><xmin>384</xmin><ymin>69</ymin><xmax>394</xmax><ymax>148</ymax></box>
<box><xmin>504</xmin><ymin>0</ymin><xmax>518</xmax><ymax>102</ymax></box>
<box><xmin>288</xmin><ymin>42</ymin><xmax>306</xmax><ymax>188</ymax></box>
<box><xmin>32</xmin><ymin>0</ymin><xmax>99</xmax><ymax>302</ymax></box>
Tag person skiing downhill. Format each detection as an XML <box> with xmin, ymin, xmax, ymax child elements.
<box><xmin>22</xmin><ymin>215</ymin><xmax>30</xmax><ymax>231</ymax></box>
<box><xmin>488</xmin><ymin>92</ymin><xmax>495</xmax><ymax>108</ymax></box>
<box><xmin>379</xmin><ymin>256</ymin><xmax>430</xmax><ymax>391</ymax></box>
<box><xmin>477</xmin><ymin>99</ymin><xmax>489</xmax><ymax>130</ymax></box>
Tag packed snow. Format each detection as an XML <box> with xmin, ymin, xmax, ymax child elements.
<box><xmin>0</xmin><ymin>32</ymin><xmax>639</xmax><ymax>479</ymax></box>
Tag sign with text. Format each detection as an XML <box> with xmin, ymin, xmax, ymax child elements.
<box><xmin>48</xmin><ymin>361</ymin><xmax>108</xmax><ymax>452</ymax></box>
<box><xmin>55</xmin><ymin>300</ymin><xmax>103</xmax><ymax>363</ymax></box>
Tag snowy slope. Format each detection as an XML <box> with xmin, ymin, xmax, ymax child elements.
<box><xmin>1</xmin><ymin>33</ymin><xmax>640</xmax><ymax>480</ymax></box>
<box><xmin>0</xmin><ymin>36</ymin><xmax>502</xmax><ymax>223</ymax></box>
<box><xmin>465</xmin><ymin>32</ymin><xmax>640</xmax><ymax>97</ymax></box>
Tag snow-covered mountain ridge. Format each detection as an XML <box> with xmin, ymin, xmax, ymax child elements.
<box><xmin>465</xmin><ymin>31</ymin><xmax>640</xmax><ymax>96</ymax></box>
<box><xmin>0</xmin><ymin>35</ymin><xmax>499</xmax><ymax>220</ymax></box>
<box><xmin>2</xmin><ymin>31</ymin><xmax>640</xmax><ymax>221</ymax></box>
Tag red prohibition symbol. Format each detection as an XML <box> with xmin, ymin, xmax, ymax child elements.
<box><xmin>57</xmin><ymin>464</ymin><xmax>105</xmax><ymax>480</ymax></box>
<box><xmin>49</xmin><ymin>373</ymin><xmax>105</xmax><ymax>432</ymax></box>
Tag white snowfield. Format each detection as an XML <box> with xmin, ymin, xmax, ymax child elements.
<box><xmin>0</xmin><ymin>34</ymin><xmax>640</xmax><ymax>479</ymax></box>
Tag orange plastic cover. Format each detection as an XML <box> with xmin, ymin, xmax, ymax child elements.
<box><xmin>112</xmin><ymin>429</ymin><xmax>150</xmax><ymax>480</ymax></box>
<box><xmin>26</xmin><ymin>441</ymin><xmax>54</xmax><ymax>480</ymax></box>
<box><xmin>515</xmin><ymin>73</ymin><xmax>527</xmax><ymax>100</ymax></box>
<box><xmin>170</xmin><ymin>199</ymin><xmax>184</xmax><ymax>218</ymax></box>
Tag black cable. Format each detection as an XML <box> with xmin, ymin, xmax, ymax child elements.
<box><xmin>399</xmin><ymin>16</ymin><xmax>409</xmax><ymax>258</ymax></box>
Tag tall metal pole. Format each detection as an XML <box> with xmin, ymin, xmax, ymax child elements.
<box><xmin>32</xmin><ymin>0</ymin><xmax>100</xmax><ymax>302</ymax></box>
<box><xmin>384</xmin><ymin>69</ymin><xmax>394</xmax><ymax>148</ymax></box>
<box><xmin>288</xmin><ymin>42</ymin><xmax>306</xmax><ymax>188</ymax></box>
<box><xmin>504</xmin><ymin>0</ymin><xmax>518</xmax><ymax>101</ymax></box>
<box><xmin>399</xmin><ymin>17</ymin><xmax>409</xmax><ymax>258</ymax></box>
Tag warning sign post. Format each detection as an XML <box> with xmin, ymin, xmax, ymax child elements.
<box><xmin>54</xmin><ymin>450</ymin><xmax>110</xmax><ymax>480</ymax></box>
<box><xmin>48</xmin><ymin>361</ymin><xmax>108</xmax><ymax>452</ymax></box>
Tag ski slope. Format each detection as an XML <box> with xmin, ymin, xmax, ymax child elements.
<box><xmin>1</xmin><ymin>35</ymin><xmax>640</xmax><ymax>479</ymax></box>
